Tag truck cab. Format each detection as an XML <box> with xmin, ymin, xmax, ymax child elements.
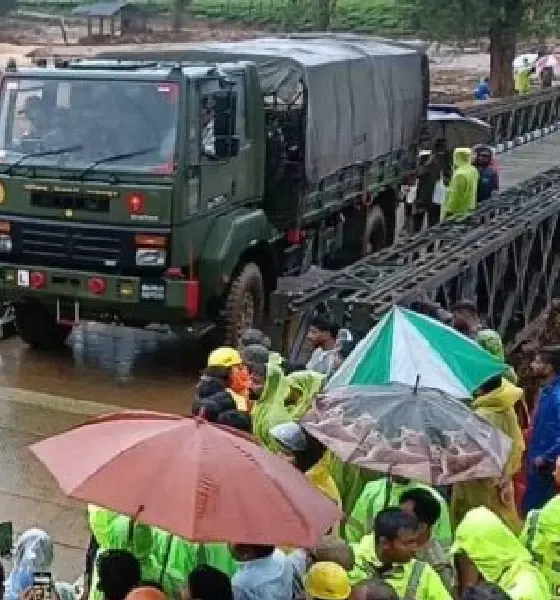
<box><xmin>0</xmin><ymin>59</ymin><xmax>271</xmax><ymax>348</ymax></box>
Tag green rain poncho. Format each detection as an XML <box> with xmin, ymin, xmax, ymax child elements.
<box><xmin>88</xmin><ymin>506</ymin><xmax>238</xmax><ymax>599</ymax></box>
<box><xmin>284</xmin><ymin>371</ymin><xmax>325</xmax><ymax>420</ymax></box>
<box><xmin>88</xmin><ymin>505</ymin><xmax>119</xmax><ymax>600</ymax></box>
<box><xmin>252</xmin><ymin>363</ymin><xmax>291</xmax><ymax>452</ymax></box>
<box><xmin>520</xmin><ymin>495</ymin><xmax>560</xmax><ymax>599</ymax></box>
<box><xmin>328</xmin><ymin>457</ymin><xmax>377</xmax><ymax>518</ymax></box>
<box><xmin>476</xmin><ymin>328</ymin><xmax>518</xmax><ymax>384</ymax></box>
<box><xmin>452</xmin><ymin>507</ymin><xmax>549</xmax><ymax>600</ymax></box>
<box><xmin>440</xmin><ymin>148</ymin><xmax>479</xmax><ymax>220</ymax></box>
<box><xmin>345</xmin><ymin>478</ymin><xmax>452</xmax><ymax>546</ymax></box>
<box><xmin>152</xmin><ymin>535</ymin><xmax>238</xmax><ymax>586</ymax></box>
<box><xmin>106</xmin><ymin>516</ymin><xmax>162</xmax><ymax>584</ymax></box>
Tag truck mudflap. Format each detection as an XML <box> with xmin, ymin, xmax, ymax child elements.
<box><xmin>0</xmin><ymin>264</ymin><xmax>197</xmax><ymax>324</ymax></box>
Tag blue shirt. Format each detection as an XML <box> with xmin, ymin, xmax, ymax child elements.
<box><xmin>232</xmin><ymin>550</ymin><xmax>306</xmax><ymax>600</ymax></box>
<box><xmin>477</xmin><ymin>166</ymin><xmax>499</xmax><ymax>202</ymax></box>
<box><xmin>528</xmin><ymin>377</ymin><xmax>560</xmax><ymax>461</ymax></box>
<box><xmin>474</xmin><ymin>82</ymin><xmax>491</xmax><ymax>100</ymax></box>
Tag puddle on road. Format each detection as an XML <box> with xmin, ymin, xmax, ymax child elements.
<box><xmin>0</xmin><ymin>323</ymin><xmax>217</xmax><ymax>413</ymax></box>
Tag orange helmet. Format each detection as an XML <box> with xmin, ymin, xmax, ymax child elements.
<box><xmin>125</xmin><ymin>588</ymin><xmax>166</xmax><ymax>600</ymax></box>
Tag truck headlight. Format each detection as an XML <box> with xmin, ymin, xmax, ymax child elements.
<box><xmin>135</xmin><ymin>248</ymin><xmax>166</xmax><ymax>266</ymax></box>
<box><xmin>0</xmin><ymin>234</ymin><xmax>12</xmax><ymax>252</ymax></box>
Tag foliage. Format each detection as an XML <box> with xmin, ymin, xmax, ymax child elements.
<box><xmin>393</xmin><ymin>0</ymin><xmax>560</xmax><ymax>40</ymax></box>
<box><xmin>185</xmin><ymin>0</ymin><xmax>413</xmax><ymax>32</ymax></box>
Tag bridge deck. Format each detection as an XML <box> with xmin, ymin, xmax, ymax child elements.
<box><xmin>500</xmin><ymin>130</ymin><xmax>560</xmax><ymax>190</ymax></box>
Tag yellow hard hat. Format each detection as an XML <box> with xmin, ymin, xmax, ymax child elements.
<box><xmin>304</xmin><ymin>562</ymin><xmax>351</xmax><ymax>600</ymax></box>
<box><xmin>207</xmin><ymin>346</ymin><xmax>243</xmax><ymax>368</ymax></box>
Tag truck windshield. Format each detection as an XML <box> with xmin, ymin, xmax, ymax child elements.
<box><xmin>0</xmin><ymin>77</ymin><xmax>179</xmax><ymax>173</ymax></box>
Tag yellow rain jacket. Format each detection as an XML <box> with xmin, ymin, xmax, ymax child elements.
<box><xmin>515</xmin><ymin>68</ymin><xmax>531</xmax><ymax>94</ymax></box>
<box><xmin>345</xmin><ymin>478</ymin><xmax>452</xmax><ymax>547</ymax></box>
<box><xmin>349</xmin><ymin>534</ymin><xmax>452</xmax><ymax>600</ymax></box>
<box><xmin>452</xmin><ymin>507</ymin><xmax>549</xmax><ymax>600</ymax></box>
<box><xmin>520</xmin><ymin>495</ymin><xmax>560</xmax><ymax>599</ymax></box>
<box><xmin>451</xmin><ymin>379</ymin><xmax>524</xmax><ymax>533</ymax></box>
<box><xmin>252</xmin><ymin>363</ymin><xmax>292</xmax><ymax>451</ymax></box>
<box><xmin>307</xmin><ymin>454</ymin><xmax>342</xmax><ymax>507</ymax></box>
<box><xmin>284</xmin><ymin>370</ymin><xmax>325</xmax><ymax>421</ymax></box>
<box><xmin>440</xmin><ymin>148</ymin><xmax>479</xmax><ymax>220</ymax></box>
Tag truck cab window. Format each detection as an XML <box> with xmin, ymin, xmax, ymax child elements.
<box><xmin>200</xmin><ymin>95</ymin><xmax>216</xmax><ymax>158</ymax></box>
<box><xmin>199</xmin><ymin>80</ymin><xmax>220</xmax><ymax>161</ymax></box>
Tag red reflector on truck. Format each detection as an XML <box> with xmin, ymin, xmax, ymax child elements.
<box><xmin>30</xmin><ymin>271</ymin><xmax>46</xmax><ymax>289</ymax></box>
<box><xmin>87</xmin><ymin>277</ymin><xmax>107</xmax><ymax>295</ymax></box>
<box><xmin>125</xmin><ymin>193</ymin><xmax>145</xmax><ymax>215</ymax></box>
<box><xmin>185</xmin><ymin>278</ymin><xmax>200</xmax><ymax>319</ymax></box>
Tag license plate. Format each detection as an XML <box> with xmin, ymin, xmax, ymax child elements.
<box><xmin>56</xmin><ymin>298</ymin><xmax>80</xmax><ymax>325</ymax></box>
<box><xmin>17</xmin><ymin>270</ymin><xmax>29</xmax><ymax>287</ymax></box>
<box><xmin>140</xmin><ymin>281</ymin><xmax>165</xmax><ymax>302</ymax></box>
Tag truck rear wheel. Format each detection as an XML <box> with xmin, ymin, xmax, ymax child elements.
<box><xmin>15</xmin><ymin>301</ymin><xmax>71</xmax><ymax>351</ymax></box>
<box><xmin>224</xmin><ymin>262</ymin><xmax>265</xmax><ymax>346</ymax></box>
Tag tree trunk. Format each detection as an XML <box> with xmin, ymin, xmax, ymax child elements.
<box><xmin>315</xmin><ymin>0</ymin><xmax>332</xmax><ymax>30</ymax></box>
<box><xmin>489</xmin><ymin>23</ymin><xmax>516</xmax><ymax>97</ymax></box>
<box><xmin>171</xmin><ymin>0</ymin><xmax>183</xmax><ymax>32</ymax></box>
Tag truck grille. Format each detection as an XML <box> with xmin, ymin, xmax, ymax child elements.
<box><xmin>30</xmin><ymin>190</ymin><xmax>110</xmax><ymax>213</ymax></box>
<box><xmin>16</xmin><ymin>222</ymin><xmax>125</xmax><ymax>271</ymax></box>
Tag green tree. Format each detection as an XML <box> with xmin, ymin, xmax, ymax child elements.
<box><xmin>396</xmin><ymin>0</ymin><xmax>559</xmax><ymax>96</ymax></box>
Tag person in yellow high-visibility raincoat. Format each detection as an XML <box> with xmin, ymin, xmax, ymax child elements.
<box><xmin>515</xmin><ymin>58</ymin><xmax>532</xmax><ymax>95</ymax></box>
<box><xmin>348</xmin><ymin>508</ymin><xmax>452</xmax><ymax>600</ymax></box>
<box><xmin>452</xmin><ymin>507</ymin><xmax>550</xmax><ymax>600</ymax></box>
<box><xmin>520</xmin><ymin>493</ymin><xmax>560</xmax><ymax>599</ymax></box>
<box><xmin>451</xmin><ymin>376</ymin><xmax>525</xmax><ymax>534</ymax></box>
<box><xmin>345</xmin><ymin>477</ymin><xmax>452</xmax><ymax>548</ymax></box>
<box><xmin>440</xmin><ymin>148</ymin><xmax>479</xmax><ymax>220</ymax></box>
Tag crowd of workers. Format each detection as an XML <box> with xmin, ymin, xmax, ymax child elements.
<box><xmin>5</xmin><ymin>300</ymin><xmax>560</xmax><ymax>600</ymax></box>
<box><xmin>405</xmin><ymin>141</ymin><xmax>498</xmax><ymax>235</ymax></box>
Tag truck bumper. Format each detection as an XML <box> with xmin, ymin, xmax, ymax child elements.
<box><xmin>0</xmin><ymin>264</ymin><xmax>201</xmax><ymax>326</ymax></box>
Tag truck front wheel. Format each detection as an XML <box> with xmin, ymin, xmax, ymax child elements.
<box><xmin>15</xmin><ymin>301</ymin><xmax>71</xmax><ymax>350</ymax></box>
<box><xmin>224</xmin><ymin>262</ymin><xmax>265</xmax><ymax>346</ymax></box>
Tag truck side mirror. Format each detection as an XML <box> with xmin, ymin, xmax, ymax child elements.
<box><xmin>201</xmin><ymin>90</ymin><xmax>240</xmax><ymax>160</ymax></box>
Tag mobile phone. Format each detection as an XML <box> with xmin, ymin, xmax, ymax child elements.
<box><xmin>32</xmin><ymin>572</ymin><xmax>53</xmax><ymax>600</ymax></box>
<box><xmin>0</xmin><ymin>521</ymin><xmax>12</xmax><ymax>557</ymax></box>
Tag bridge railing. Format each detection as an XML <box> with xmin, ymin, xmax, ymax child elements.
<box><xmin>271</xmin><ymin>168</ymin><xmax>560</xmax><ymax>357</ymax></box>
<box><xmin>463</xmin><ymin>88</ymin><xmax>560</xmax><ymax>148</ymax></box>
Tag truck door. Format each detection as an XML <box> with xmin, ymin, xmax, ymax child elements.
<box><xmin>195</xmin><ymin>75</ymin><xmax>247</xmax><ymax>213</ymax></box>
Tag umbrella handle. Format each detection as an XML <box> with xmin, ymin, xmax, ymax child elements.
<box><xmin>383</xmin><ymin>474</ymin><xmax>393</xmax><ymax>509</ymax></box>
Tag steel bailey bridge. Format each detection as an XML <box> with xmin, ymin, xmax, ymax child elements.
<box><xmin>270</xmin><ymin>86</ymin><xmax>560</xmax><ymax>358</ymax></box>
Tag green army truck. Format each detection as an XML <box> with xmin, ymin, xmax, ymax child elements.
<box><xmin>0</xmin><ymin>35</ymin><xmax>428</xmax><ymax>349</ymax></box>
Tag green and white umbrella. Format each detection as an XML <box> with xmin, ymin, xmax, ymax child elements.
<box><xmin>327</xmin><ymin>306</ymin><xmax>506</xmax><ymax>399</ymax></box>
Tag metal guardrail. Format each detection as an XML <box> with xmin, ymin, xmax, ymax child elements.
<box><xmin>463</xmin><ymin>88</ymin><xmax>560</xmax><ymax>148</ymax></box>
<box><xmin>271</xmin><ymin>168</ymin><xmax>560</xmax><ymax>356</ymax></box>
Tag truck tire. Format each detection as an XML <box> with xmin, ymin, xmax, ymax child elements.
<box><xmin>15</xmin><ymin>301</ymin><xmax>71</xmax><ymax>350</ymax></box>
<box><xmin>362</xmin><ymin>205</ymin><xmax>387</xmax><ymax>255</ymax></box>
<box><xmin>224</xmin><ymin>262</ymin><xmax>265</xmax><ymax>346</ymax></box>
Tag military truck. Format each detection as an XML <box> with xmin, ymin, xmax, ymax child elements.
<box><xmin>0</xmin><ymin>35</ymin><xmax>428</xmax><ymax>349</ymax></box>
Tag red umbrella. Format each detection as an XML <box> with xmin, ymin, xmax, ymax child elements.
<box><xmin>30</xmin><ymin>411</ymin><xmax>341</xmax><ymax>547</ymax></box>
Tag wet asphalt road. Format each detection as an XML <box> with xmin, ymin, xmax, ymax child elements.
<box><xmin>0</xmin><ymin>324</ymin><xmax>205</xmax><ymax>583</ymax></box>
